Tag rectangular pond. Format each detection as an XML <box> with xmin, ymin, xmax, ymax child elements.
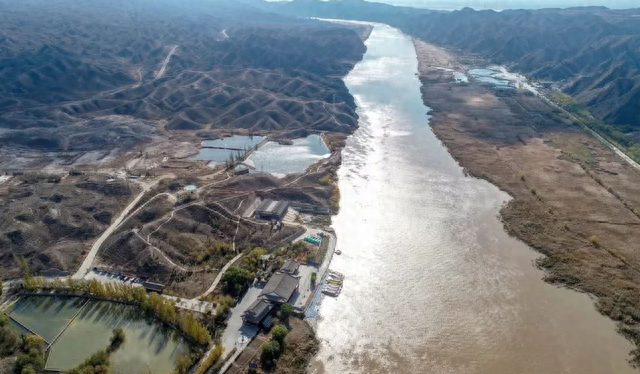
<box><xmin>7</xmin><ymin>296</ymin><xmax>86</xmax><ymax>343</ymax></box>
<box><xmin>244</xmin><ymin>134</ymin><xmax>330</xmax><ymax>177</ymax></box>
<box><xmin>192</xmin><ymin>135</ymin><xmax>265</xmax><ymax>165</ymax></box>
<box><xmin>8</xmin><ymin>296</ymin><xmax>189</xmax><ymax>374</ymax></box>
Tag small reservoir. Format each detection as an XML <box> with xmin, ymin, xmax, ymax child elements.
<box><xmin>192</xmin><ymin>135</ymin><xmax>265</xmax><ymax>165</ymax></box>
<box><xmin>244</xmin><ymin>134</ymin><xmax>330</xmax><ymax>176</ymax></box>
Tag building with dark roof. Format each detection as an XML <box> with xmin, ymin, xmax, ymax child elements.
<box><xmin>39</xmin><ymin>268</ymin><xmax>70</xmax><ymax>278</ymax></box>
<box><xmin>259</xmin><ymin>272</ymin><xmax>299</xmax><ymax>304</ymax></box>
<box><xmin>242</xmin><ymin>299</ymin><xmax>274</xmax><ymax>326</ymax></box>
<box><xmin>142</xmin><ymin>281</ymin><xmax>165</xmax><ymax>293</ymax></box>
<box><xmin>254</xmin><ymin>199</ymin><xmax>289</xmax><ymax>221</ymax></box>
<box><xmin>280</xmin><ymin>259</ymin><xmax>300</xmax><ymax>275</ymax></box>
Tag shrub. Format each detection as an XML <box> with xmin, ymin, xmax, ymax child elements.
<box><xmin>318</xmin><ymin>175</ymin><xmax>334</xmax><ymax>186</ymax></box>
<box><xmin>173</xmin><ymin>354</ymin><xmax>194</xmax><ymax>374</ymax></box>
<box><xmin>0</xmin><ymin>314</ymin><xmax>20</xmax><ymax>357</ymax></box>
<box><xmin>279</xmin><ymin>303</ymin><xmax>294</xmax><ymax>322</ymax></box>
<box><xmin>260</xmin><ymin>339</ymin><xmax>281</xmax><ymax>369</ymax></box>
<box><xmin>109</xmin><ymin>328</ymin><xmax>125</xmax><ymax>352</ymax></box>
<box><xmin>68</xmin><ymin>349</ymin><xmax>110</xmax><ymax>374</ymax></box>
<box><xmin>214</xmin><ymin>295</ymin><xmax>237</xmax><ymax>322</ymax></box>
<box><xmin>590</xmin><ymin>235</ymin><xmax>600</xmax><ymax>248</ymax></box>
<box><xmin>271</xmin><ymin>325</ymin><xmax>288</xmax><ymax>346</ymax></box>
<box><xmin>14</xmin><ymin>334</ymin><xmax>45</xmax><ymax>374</ymax></box>
<box><xmin>221</xmin><ymin>267</ymin><xmax>254</xmax><ymax>296</ymax></box>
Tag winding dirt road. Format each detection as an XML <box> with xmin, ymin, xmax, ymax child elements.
<box><xmin>72</xmin><ymin>176</ymin><xmax>170</xmax><ymax>279</ymax></box>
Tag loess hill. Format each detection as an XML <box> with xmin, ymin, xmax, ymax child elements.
<box><xmin>261</xmin><ymin>0</ymin><xmax>640</xmax><ymax>134</ymax></box>
<box><xmin>0</xmin><ymin>0</ymin><xmax>367</xmax><ymax>156</ymax></box>
<box><xmin>0</xmin><ymin>0</ymin><xmax>368</xmax><ymax>278</ymax></box>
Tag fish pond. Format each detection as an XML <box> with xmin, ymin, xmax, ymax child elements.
<box><xmin>6</xmin><ymin>296</ymin><xmax>189</xmax><ymax>374</ymax></box>
<box><xmin>244</xmin><ymin>134</ymin><xmax>330</xmax><ymax>176</ymax></box>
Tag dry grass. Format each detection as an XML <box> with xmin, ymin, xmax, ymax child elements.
<box><xmin>415</xmin><ymin>38</ymin><xmax>640</xmax><ymax>365</ymax></box>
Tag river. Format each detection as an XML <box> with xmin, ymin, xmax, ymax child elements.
<box><xmin>309</xmin><ymin>23</ymin><xmax>635</xmax><ymax>374</ymax></box>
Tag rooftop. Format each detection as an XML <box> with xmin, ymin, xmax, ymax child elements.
<box><xmin>281</xmin><ymin>259</ymin><xmax>300</xmax><ymax>274</ymax></box>
<box><xmin>256</xmin><ymin>199</ymin><xmax>289</xmax><ymax>216</ymax></box>
<box><xmin>260</xmin><ymin>272</ymin><xmax>299</xmax><ymax>304</ymax></box>
<box><xmin>142</xmin><ymin>281</ymin><xmax>165</xmax><ymax>292</ymax></box>
<box><xmin>242</xmin><ymin>299</ymin><xmax>274</xmax><ymax>325</ymax></box>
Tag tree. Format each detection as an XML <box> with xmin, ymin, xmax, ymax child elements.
<box><xmin>174</xmin><ymin>354</ymin><xmax>193</xmax><ymax>374</ymax></box>
<box><xmin>14</xmin><ymin>334</ymin><xmax>46</xmax><ymax>374</ymax></box>
<box><xmin>0</xmin><ymin>314</ymin><xmax>20</xmax><ymax>357</ymax></box>
<box><xmin>279</xmin><ymin>303</ymin><xmax>293</xmax><ymax>322</ymax></box>
<box><xmin>0</xmin><ymin>279</ymin><xmax>3</xmax><ymax>297</ymax></box>
<box><xmin>271</xmin><ymin>325</ymin><xmax>288</xmax><ymax>346</ymax></box>
<box><xmin>260</xmin><ymin>339</ymin><xmax>281</xmax><ymax>369</ymax></box>
<box><xmin>221</xmin><ymin>267</ymin><xmax>254</xmax><ymax>296</ymax></box>
<box><xmin>310</xmin><ymin>272</ymin><xmax>317</xmax><ymax>284</ymax></box>
<box><xmin>68</xmin><ymin>349</ymin><xmax>110</xmax><ymax>374</ymax></box>
<box><xmin>109</xmin><ymin>328</ymin><xmax>125</xmax><ymax>352</ymax></box>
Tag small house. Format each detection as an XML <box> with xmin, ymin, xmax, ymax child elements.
<box><xmin>254</xmin><ymin>199</ymin><xmax>289</xmax><ymax>221</ymax></box>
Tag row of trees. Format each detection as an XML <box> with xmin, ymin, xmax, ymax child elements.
<box><xmin>193</xmin><ymin>344</ymin><xmax>224</xmax><ymax>374</ymax></box>
<box><xmin>22</xmin><ymin>276</ymin><xmax>211</xmax><ymax>346</ymax></box>
<box><xmin>172</xmin><ymin>345</ymin><xmax>222</xmax><ymax>374</ymax></box>
<box><xmin>260</xmin><ymin>324</ymin><xmax>289</xmax><ymax>370</ymax></box>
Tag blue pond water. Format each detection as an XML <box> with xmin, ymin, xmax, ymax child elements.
<box><xmin>192</xmin><ymin>135</ymin><xmax>265</xmax><ymax>165</ymax></box>
<box><xmin>245</xmin><ymin>134</ymin><xmax>330</xmax><ymax>176</ymax></box>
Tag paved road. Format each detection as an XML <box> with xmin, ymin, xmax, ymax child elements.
<box><xmin>540</xmin><ymin>94</ymin><xmax>640</xmax><ymax>172</ymax></box>
<box><xmin>220</xmin><ymin>285</ymin><xmax>262</xmax><ymax>356</ymax></box>
<box><xmin>197</xmin><ymin>252</ymin><xmax>243</xmax><ymax>299</ymax></box>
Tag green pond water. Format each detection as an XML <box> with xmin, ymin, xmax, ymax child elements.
<box><xmin>8</xmin><ymin>296</ymin><xmax>189</xmax><ymax>374</ymax></box>
<box><xmin>7</xmin><ymin>296</ymin><xmax>85</xmax><ymax>343</ymax></box>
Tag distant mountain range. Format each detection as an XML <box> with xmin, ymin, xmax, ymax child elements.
<box><xmin>251</xmin><ymin>0</ymin><xmax>640</xmax><ymax>131</ymax></box>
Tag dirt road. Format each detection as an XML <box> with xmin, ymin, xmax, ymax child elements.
<box><xmin>72</xmin><ymin>176</ymin><xmax>169</xmax><ymax>279</ymax></box>
<box><xmin>155</xmin><ymin>45</ymin><xmax>178</xmax><ymax>79</ymax></box>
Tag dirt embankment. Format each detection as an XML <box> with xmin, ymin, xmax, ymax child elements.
<box><xmin>413</xmin><ymin>38</ymin><xmax>640</xmax><ymax>365</ymax></box>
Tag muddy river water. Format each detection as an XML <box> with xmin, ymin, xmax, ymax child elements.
<box><xmin>309</xmin><ymin>23</ymin><xmax>635</xmax><ymax>374</ymax></box>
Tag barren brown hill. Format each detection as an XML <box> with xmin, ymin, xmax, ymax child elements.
<box><xmin>0</xmin><ymin>0</ymin><xmax>367</xmax><ymax>156</ymax></box>
<box><xmin>262</xmin><ymin>0</ymin><xmax>640</xmax><ymax>134</ymax></box>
